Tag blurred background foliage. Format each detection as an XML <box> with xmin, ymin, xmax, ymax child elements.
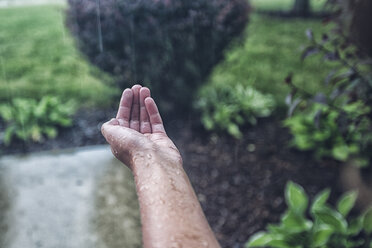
<box><xmin>0</xmin><ymin>0</ymin><xmax>333</xmax><ymax>112</ymax></box>
<box><xmin>66</xmin><ymin>0</ymin><xmax>250</xmax><ymax>114</ymax></box>
<box><xmin>0</xmin><ymin>0</ymin><xmax>371</xmax><ymax>247</ymax></box>
<box><xmin>0</xmin><ymin>0</ymin><xmax>371</xmax><ymax>165</ymax></box>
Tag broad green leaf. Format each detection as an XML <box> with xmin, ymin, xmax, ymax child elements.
<box><xmin>281</xmin><ymin>210</ymin><xmax>311</xmax><ymax>232</ymax></box>
<box><xmin>0</xmin><ymin>105</ymin><xmax>13</xmax><ymax>122</ymax></box>
<box><xmin>363</xmin><ymin>207</ymin><xmax>372</xmax><ymax>234</ymax></box>
<box><xmin>267</xmin><ymin>239</ymin><xmax>293</xmax><ymax>248</ymax></box>
<box><xmin>227</xmin><ymin>123</ymin><xmax>242</xmax><ymax>139</ymax></box>
<box><xmin>337</xmin><ymin>191</ymin><xmax>358</xmax><ymax>217</ymax></box>
<box><xmin>285</xmin><ymin>181</ymin><xmax>308</xmax><ymax>215</ymax></box>
<box><xmin>44</xmin><ymin>127</ymin><xmax>57</xmax><ymax>139</ymax></box>
<box><xmin>311</xmin><ymin>189</ymin><xmax>331</xmax><ymax>212</ymax></box>
<box><xmin>348</xmin><ymin>217</ymin><xmax>363</xmax><ymax>235</ymax></box>
<box><xmin>332</xmin><ymin>144</ymin><xmax>349</xmax><ymax>161</ymax></box>
<box><xmin>312</xmin><ymin>225</ymin><xmax>333</xmax><ymax>247</ymax></box>
<box><xmin>3</xmin><ymin>126</ymin><xmax>16</xmax><ymax>146</ymax></box>
<box><xmin>246</xmin><ymin>232</ymin><xmax>291</xmax><ymax>248</ymax></box>
<box><xmin>314</xmin><ymin>208</ymin><xmax>347</xmax><ymax>233</ymax></box>
<box><xmin>246</xmin><ymin>232</ymin><xmax>272</xmax><ymax>247</ymax></box>
<box><xmin>30</xmin><ymin>125</ymin><xmax>42</xmax><ymax>142</ymax></box>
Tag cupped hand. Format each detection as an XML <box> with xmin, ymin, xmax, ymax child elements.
<box><xmin>101</xmin><ymin>85</ymin><xmax>182</xmax><ymax>169</ymax></box>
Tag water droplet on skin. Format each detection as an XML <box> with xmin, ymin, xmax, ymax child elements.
<box><xmin>170</xmin><ymin>242</ymin><xmax>182</xmax><ymax>248</ymax></box>
<box><xmin>201</xmin><ymin>240</ymin><xmax>209</xmax><ymax>247</ymax></box>
<box><xmin>147</xmin><ymin>153</ymin><xmax>152</xmax><ymax>159</ymax></box>
<box><xmin>139</xmin><ymin>185</ymin><xmax>149</xmax><ymax>192</ymax></box>
<box><xmin>176</xmin><ymin>170</ymin><xmax>181</xmax><ymax>175</ymax></box>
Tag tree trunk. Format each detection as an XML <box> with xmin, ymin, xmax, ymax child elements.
<box><xmin>292</xmin><ymin>0</ymin><xmax>311</xmax><ymax>17</ymax></box>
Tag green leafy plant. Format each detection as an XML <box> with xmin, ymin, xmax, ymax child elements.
<box><xmin>285</xmin><ymin>0</ymin><xmax>372</xmax><ymax>165</ymax></box>
<box><xmin>196</xmin><ymin>84</ymin><xmax>275</xmax><ymax>139</ymax></box>
<box><xmin>0</xmin><ymin>96</ymin><xmax>76</xmax><ymax>145</ymax></box>
<box><xmin>284</xmin><ymin>101</ymin><xmax>372</xmax><ymax>165</ymax></box>
<box><xmin>246</xmin><ymin>181</ymin><xmax>372</xmax><ymax>248</ymax></box>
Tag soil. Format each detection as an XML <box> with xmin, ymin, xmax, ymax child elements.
<box><xmin>0</xmin><ymin>109</ymin><xmax>343</xmax><ymax>248</ymax></box>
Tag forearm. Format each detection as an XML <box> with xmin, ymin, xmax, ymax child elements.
<box><xmin>132</xmin><ymin>154</ymin><xmax>221</xmax><ymax>248</ymax></box>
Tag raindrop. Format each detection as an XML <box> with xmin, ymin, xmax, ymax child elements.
<box><xmin>95</xmin><ymin>0</ymin><xmax>103</xmax><ymax>52</ymax></box>
<box><xmin>139</xmin><ymin>185</ymin><xmax>149</xmax><ymax>192</ymax></box>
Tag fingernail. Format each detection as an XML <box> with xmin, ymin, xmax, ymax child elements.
<box><xmin>123</xmin><ymin>88</ymin><xmax>132</xmax><ymax>96</ymax></box>
<box><xmin>109</xmin><ymin>118</ymin><xmax>120</xmax><ymax>125</ymax></box>
<box><xmin>117</xmin><ymin>118</ymin><xmax>125</xmax><ymax>126</ymax></box>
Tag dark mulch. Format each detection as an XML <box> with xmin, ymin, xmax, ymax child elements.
<box><xmin>170</xmin><ymin>118</ymin><xmax>342</xmax><ymax>248</ymax></box>
<box><xmin>0</xmin><ymin>110</ymin><xmax>343</xmax><ymax>248</ymax></box>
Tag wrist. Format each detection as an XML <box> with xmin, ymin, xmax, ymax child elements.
<box><xmin>131</xmin><ymin>151</ymin><xmax>183</xmax><ymax>178</ymax></box>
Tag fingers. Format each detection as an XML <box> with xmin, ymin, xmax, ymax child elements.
<box><xmin>144</xmin><ymin>97</ymin><xmax>166</xmax><ymax>134</ymax></box>
<box><xmin>115</xmin><ymin>85</ymin><xmax>163</xmax><ymax>135</ymax></box>
<box><xmin>130</xmin><ymin>85</ymin><xmax>141</xmax><ymax>131</ymax></box>
<box><xmin>116</xmin><ymin>89</ymin><xmax>133</xmax><ymax>127</ymax></box>
<box><xmin>140</xmin><ymin>87</ymin><xmax>151</xmax><ymax>134</ymax></box>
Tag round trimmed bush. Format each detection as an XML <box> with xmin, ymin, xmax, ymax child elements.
<box><xmin>66</xmin><ymin>0</ymin><xmax>250</xmax><ymax>113</ymax></box>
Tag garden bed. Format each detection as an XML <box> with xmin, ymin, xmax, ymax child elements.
<box><xmin>0</xmin><ymin>110</ymin><xmax>343</xmax><ymax>248</ymax></box>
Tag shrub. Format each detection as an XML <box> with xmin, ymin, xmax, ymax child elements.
<box><xmin>66</xmin><ymin>0</ymin><xmax>250</xmax><ymax>113</ymax></box>
<box><xmin>285</xmin><ymin>0</ymin><xmax>372</xmax><ymax>165</ymax></box>
<box><xmin>0</xmin><ymin>96</ymin><xmax>76</xmax><ymax>145</ymax></box>
<box><xmin>246</xmin><ymin>181</ymin><xmax>372</xmax><ymax>248</ymax></box>
<box><xmin>195</xmin><ymin>84</ymin><xmax>275</xmax><ymax>139</ymax></box>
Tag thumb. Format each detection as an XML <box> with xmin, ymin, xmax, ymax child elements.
<box><xmin>101</xmin><ymin>118</ymin><xmax>150</xmax><ymax>165</ymax></box>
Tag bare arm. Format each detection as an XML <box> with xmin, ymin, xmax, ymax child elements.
<box><xmin>101</xmin><ymin>85</ymin><xmax>221</xmax><ymax>248</ymax></box>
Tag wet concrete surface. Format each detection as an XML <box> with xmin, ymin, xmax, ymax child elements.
<box><xmin>0</xmin><ymin>145</ymin><xmax>141</xmax><ymax>248</ymax></box>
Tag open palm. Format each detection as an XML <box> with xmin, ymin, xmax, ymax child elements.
<box><xmin>101</xmin><ymin>85</ymin><xmax>181</xmax><ymax>168</ymax></box>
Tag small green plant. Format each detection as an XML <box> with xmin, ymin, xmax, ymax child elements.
<box><xmin>246</xmin><ymin>181</ymin><xmax>372</xmax><ymax>248</ymax></box>
<box><xmin>0</xmin><ymin>96</ymin><xmax>76</xmax><ymax>145</ymax></box>
<box><xmin>196</xmin><ymin>84</ymin><xmax>275</xmax><ymax>139</ymax></box>
<box><xmin>284</xmin><ymin>101</ymin><xmax>372</xmax><ymax>165</ymax></box>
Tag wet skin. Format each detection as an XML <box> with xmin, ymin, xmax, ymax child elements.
<box><xmin>101</xmin><ymin>85</ymin><xmax>221</xmax><ymax>248</ymax></box>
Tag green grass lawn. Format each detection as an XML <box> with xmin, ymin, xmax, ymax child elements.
<box><xmin>204</xmin><ymin>12</ymin><xmax>335</xmax><ymax>110</ymax></box>
<box><xmin>251</xmin><ymin>0</ymin><xmax>328</xmax><ymax>12</ymax></box>
<box><xmin>0</xmin><ymin>3</ymin><xmax>334</xmax><ymax>113</ymax></box>
<box><xmin>0</xmin><ymin>5</ymin><xmax>117</xmax><ymax>107</ymax></box>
